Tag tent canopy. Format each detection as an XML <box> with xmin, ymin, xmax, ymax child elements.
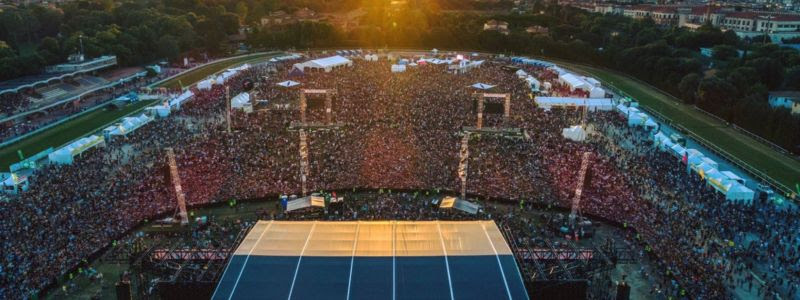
<box><xmin>276</xmin><ymin>80</ymin><xmax>300</xmax><ymax>87</ymax></box>
<box><xmin>231</xmin><ymin>92</ymin><xmax>250</xmax><ymax>108</ymax></box>
<box><xmin>726</xmin><ymin>183</ymin><xmax>755</xmax><ymax>203</ymax></box>
<box><xmin>562</xmin><ymin>125</ymin><xmax>587</xmax><ymax>142</ymax></box>
<box><xmin>293</xmin><ymin>55</ymin><xmax>352</xmax><ymax>72</ymax></box>
<box><xmin>589</xmin><ymin>87</ymin><xmax>606</xmax><ymax>98</ymax></box>
<box><xmin>471</xmin><ymin>83</ymin><xmax>495</xmax><ymax>90</ymax></box>
<box><xmin>48</xmin><ymin>135</ymin><xmax>104</xmax><ymax>164</ymax></box>
<box><xmin>536</xmin><ymin>97</ymin><xmax>613</xmax><ymax>111</ymax></box>
<box><xmin>721</xmin><ymin>171</ymin><xmax>745</xmax><ymax>184</ymax></box>
<box><xmin>559</xmin><ymin>73</ymin><xmax>592</xmax><ymax>91</ymax></box>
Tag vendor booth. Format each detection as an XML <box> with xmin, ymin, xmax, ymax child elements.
<box><xmin>292</xmin><ymin>55</ymin><xmax>352</xmax><ymax>72</ymax></box>
<box><xmin>562</xmin><ymin>125</ymin><xmax>587</xmax><ymax>142</ymax></box>
<box><xmin>231</xmin><ymin>92</ymin><xmax>253</xmax><ymax>113</ymax></box>
<box><xmin>48</xmin><ymin>135</ymin><xmax>104</xmax><ymax>165</ymax></box>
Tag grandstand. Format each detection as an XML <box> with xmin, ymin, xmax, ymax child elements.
<box><xmin>0</xmin><ymin>55</ymin><xmax>117</xmax><ymax>96</ymax></box>
<box><xmin>0</xmin><ymin>55</ymin><xmax>118</xmax><ymax>120</ymax></box>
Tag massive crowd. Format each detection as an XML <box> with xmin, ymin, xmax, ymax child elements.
<box><xmin>0</xmin><ymin>55</ymin><xmax>797</xmax><ymax>299</ymax></box>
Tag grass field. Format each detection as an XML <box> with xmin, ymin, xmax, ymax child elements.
<box><xmin>558</xmin><ymin>61</ymin><xmax>800</xmax><ymax>194</ymax></box>
<box><xmin>0</xmin><ymin>52</ymin><xmax>281</xmax><ymax>171</ymax></box>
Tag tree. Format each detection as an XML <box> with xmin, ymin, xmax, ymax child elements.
<box><xmin>157</xmin><ymin>35</ymin><xmax>181</xmax><ymax>61</ymax></box>
<box><xmin>235</xmin><ymin>1</ymin><xmax>249</xmax><ymax>22</ymax></box>
<box><xmin>678</xmin><ymin>73</ymin><xmax>701</xmax><ymax>104</ymax></box>
<box><xmin>747</xmin><ymin>57</ymin><xmax>784</xmax><ymax>90</ymax></box>
<box><xmin>697</xmin><ymin>76</ymin><xmax>736</xmax><ymax>117</ymax></box>
<box><xmin>711</xmin><ymin>45</ymin><xmax>738</xmax><ymax>61</ymax></box>
<box><xmin>37</xmin><ymin>37</ymin><xmax>61</xmax><ymax>64</ymax></box>
<box><xmin>784</xmin><ymin>66</ymin><xmax>800</xmax><ymax>90</ymax></box>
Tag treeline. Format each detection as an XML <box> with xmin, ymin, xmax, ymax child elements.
<box><xmin>0</xmin><ymin>0</ymin><xmax>243</xmax><ymax>81</ymax></box>
<box><xmin>248</xmin><ymin>3</ymin><xmax>799</xmax><ymax>154</ymax></box>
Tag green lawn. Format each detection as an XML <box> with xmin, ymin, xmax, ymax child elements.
<box><xmin>0</xmin><ymin>100</ymin><xmax>158</xmax><ymax>170</ymax></box>
<box><xmin>558</xmin><ymin>62</ymin><xmax>800</xmax><ymax>194</ymax></box>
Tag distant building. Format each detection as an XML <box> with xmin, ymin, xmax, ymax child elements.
<box><xmin>294</xmin><ymin>8</ymin><xmax>321</xmax><ymax>22</ymax></box>
<box><xmin>585</xmin><ymin>3</ymin><xmax>800</xmax><ymax>40</ymax></box>
<box><xmin>45</xmin><ymin>55</ymin><xmax>117</xmax><ymax>74</ymax></box>
<box><xmin>484</xmin><ymin>20</ymin><xmax>510</xmax><ymax>35</ymax></box>
<box><xmin>259</xmin><ymin>8</ymin><xmax>321</xmax><ymax>27</ymax></box>
<box><xmin>768</xmin><ymin>91</ymin><xmax>800</xmax><ymax>114</ymax></box>
<box><xmin>525</xmin><ymin>25</ymin><xmax>549</xmax><ymax>35</ymax></box>
<box><xmin>260</xmin><ymin>11</ymin><xmax>291</xmax><ymax>27</ymax></box>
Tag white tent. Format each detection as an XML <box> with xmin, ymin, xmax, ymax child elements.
<box><xmin>654</xmin><ymin>131</ymin><xmax>672</xmax><ymax>149</ymax></box>
<box><xmin>364</xmin><ymin>54</ymin><xmax>379</xmax><ymax>61</ymax></box>
<box><xmin>145</xmin><ymin>104</ymin><xmax>170</xmax><ymax>118</ymax></box>
<box><xmin>705</xmin><ymin>168</ymin><xmax>728</xmax><ymax>188</ymax></box>
<box><xmin>169</xmin><ymin>90</ymin><xmax>194</xmax><ymax>108</ymax></box>
<box><xmin>589</xmin><ymin>87</ymin><xmax>606</xmax><ymax>98</ymax></box>
<box><xmin>550</xmin><ymin>66</ymin><xmax>568</xmax><ymax>75</ymax></box>
<box><xmin>670</xmin><ymin>143</ymin><xmax>686</xmax><ymax>157</ymax></box>
<box><xmin>559</xmin><ymin>73</ymin><xmax>592</xmax><ymax>91</ymax></box>
<box><xmin>48</xmin><ymin>135</ymin><xmax>104</xmax><ymax>165</ymax></box>
<box><xmin>525</xmin><ymin>76</ymin><xmax>540</xmax><ymax>91</ymax></box>
<box><xmin>293</xmin><ymin>55</ymin><xmax>352</xmax><ymax>72</ymax></box>
<box><xmin>391</xmin><ymin>64</ymin><xmax>407</xmax><ymax>73</ymax></box>
<box><xmin>231</xmin><ymin>92</ymin><xmax>251</xmax><ymax>110</ymax></box>
<box><xmin>276</xmin><ymin>80</ymin><xmax>300</xmax><ymax>87</ymax></box>
<box><xmin>644</xmin><ymin>118</ymin><xmax>658</xmax><ymax>129</ymax></box>
<box><xmin>687</xmin><ymin>150</ymin><xmax>705</xmax><ymax>169</ymax></box>
<box><xmin>616</xmin><ymin>103</ymin><xmax>629</xmax><ymax>114</ymax></box>
<box><xmin>471</xmin><ymin>83</ymin><xmax>495</xmax><ymax>90</ymax></box>
<box><xmin>270</xmin><ymin>53</ymin><xmax>302</xmax><ymax>62</ymax></box>
<box><xmin>1</xmin><ymin>172</ymin><xmax>29</xmax><ymax>195</ymax></box>
<box><xmin>228</xmin><ymin>64</ymin><xmax>250</xmax><ymax>72</ymax></box>
<box><xmin>627</xmin><ymin>111</ymin><xmax>656</xmax><ymax>128</ymax></box>
<box><xmin>197</xmin><ymin>79</ymin><xmax>213</xmax><ymax>90</ymax></box>
<box><xmin>104</xmin><ymin>114</ymin><xmax>152</xmax><ymax>138</ymax></box>
<box><xmin>726</xmin><ymin>183</ymin><xmax>755</xmax><ymax>203</ymax></box>
<box><xmin>686</xmin><ymin>148</ymin><xmax>703</xmax><ymax>158</ymax></box>
<box><xmin>700</xmin><ymin>157</ymin><xmax>719</xmax><ymax>169</ymax></box>
<box><xmin>721</xmin><ymin>171</ymin><xmax>745</xmax><ymax>184</ymax></box>
<box><xmin>535</xmin><ymin>97</ymin><xmax>614</xmax><ymax>111</ymax></box>
<box><xmin>696</xmin><ymin>161</ymin><xmax>717</xmax><ymax>178</ymax></box>
<box><xmin>562</xmin><ymin>125</ymin><xmax>587</xmax><ymax>142</ymax></box>
<box><xmin>584</xmin><ymin>77</ymin><xmax>601</xmax><ymax>87</ymax></box>
<box><xmin>515</xmin><ymin>69</ymin><xmax>528</xmax><ymax>78</ymax></box>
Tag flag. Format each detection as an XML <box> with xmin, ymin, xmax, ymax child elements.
<box><xmin>682</xmin><ymin>152</ymin><xmax>688</xmax><ymax>164</ymax></box>
<box><xmin>17</xmin><ymin>150</ymin><xmax>24</xmax><ymax>160</ymax></box>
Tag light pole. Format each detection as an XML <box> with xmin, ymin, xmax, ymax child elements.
<box><xmin>761</xmin><ymin>15</ymin><xmax>775</xmax><ymax>44</ymax></box>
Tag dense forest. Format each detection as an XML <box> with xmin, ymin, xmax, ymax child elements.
<box><xmin>0</xmin><ymin>0</ymin><xmax>798</xmax><ymax>153</ymax></box>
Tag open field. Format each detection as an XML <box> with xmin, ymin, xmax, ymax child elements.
<box><xmin>558</xmin><ymin>61</ymin><xmax>800</xmax><ymax>194</ymax></box>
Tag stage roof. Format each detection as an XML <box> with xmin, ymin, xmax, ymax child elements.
<box><xmin>213</xmin><ymin>220</ymin><xmax>528</xmax><ymax>300</ymax></box>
